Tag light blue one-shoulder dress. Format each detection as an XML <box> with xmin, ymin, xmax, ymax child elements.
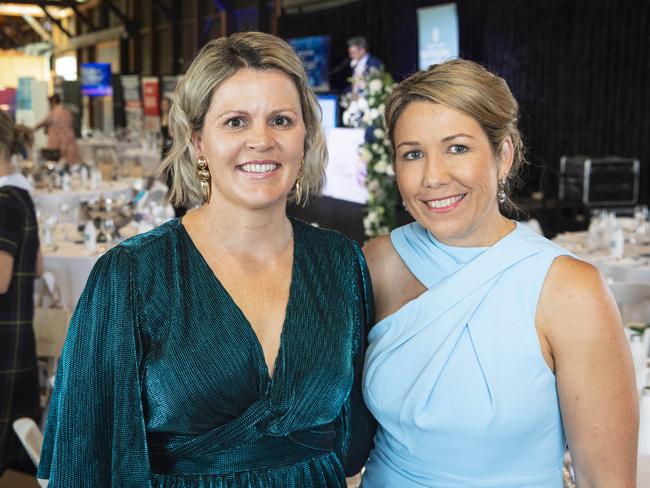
<box><xmin>362</xmin><ymin>222</ymin><xmax>571</xmax><ymax>488</ymax></box>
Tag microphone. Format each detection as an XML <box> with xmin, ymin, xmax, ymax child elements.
<box><xmin>329</xmin><ymin>58</ymin><xmax>350</xmax><ymax>75</ymax></box>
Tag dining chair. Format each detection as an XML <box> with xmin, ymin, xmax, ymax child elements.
<box><xmin>12</xmin><ymin>418</ymin><xmax>48</xmax><ymax>488</ymax></box>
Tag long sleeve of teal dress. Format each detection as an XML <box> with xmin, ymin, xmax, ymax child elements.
<box><xmin>37</xmin><ymin>218</ymin><xmax>375</xmax><ymax>487</ymax></box>
<box><xmin>335</xmin><ymin>244</ymin><xmax>376</xmax><ymax>476</ymax></box>
<box><xmin>37</xmin><ymin>248</ymin><xmax>151</xmax><ymax>486</ymax></box>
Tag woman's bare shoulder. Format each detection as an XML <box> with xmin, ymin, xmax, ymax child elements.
<box><xmin>363</xmin><ymin>234</ymin><xmax>426</xmax><ymax>322</ymax></box>
<box><xmin>363</xmin><ymin>234</ymin><xmax>401</xmax><ymax>279</ymax></box>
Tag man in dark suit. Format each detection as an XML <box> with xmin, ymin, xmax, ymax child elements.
<box><xmin>347</xmin><ymin>36</ymin><xmax>384</xmax><ymax>95</ymax></box>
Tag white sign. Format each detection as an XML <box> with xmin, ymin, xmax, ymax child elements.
<box><xmin>323</xmin><ymin>128</ymin><xmax>368</xmax><ymax>204</ymax></box>
<box><xmin>417</xmin><ymin>3</ymin><xmax>459</xmax><ymax>70</ymax></box>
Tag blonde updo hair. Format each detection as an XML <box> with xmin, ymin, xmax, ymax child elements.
<box><xmin>385</xmin><ymin>59</ymin><xmax>525</xmax><ymax>213</ymax></box>
<box><xmin>159</xmin><ymin>31</ymin><xmax>328</xmax><ymax>207</ymax></box>
<box><xmin>0</xmin><ymin>110</ymin><xmax>33</xmax><ymax>162</ymax></box>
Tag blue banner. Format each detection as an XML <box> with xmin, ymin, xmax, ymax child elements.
<box><xmin>17</xmin><ymin>77</ymin><xmax>32</xmax><ymax>110</ymax></box>
<box><xmin>417</xmin><ymin>3</ymin><xmax>459</xmax><ymax>70</ymax></box>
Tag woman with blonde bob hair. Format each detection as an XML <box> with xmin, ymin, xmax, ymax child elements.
<box><xmin>361</xmin><ymin>59</ymin><xmax>638</xmax><ymax>487</ymax></box>
<box><xmin>39</xmin><ymin>32</ymin><xmax>375</xmax><ymax>487</ymax></box>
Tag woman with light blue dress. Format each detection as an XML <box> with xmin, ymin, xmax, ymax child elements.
<box><xmin>361</xmin><ymin>59</ymin><xmax>638</xmax><ymax>487</ymax></box>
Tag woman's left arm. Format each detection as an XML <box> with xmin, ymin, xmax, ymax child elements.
<box><xmin>537</xmin><ymin>256</ymin><xmax>638</xmax><ymax>487</ymax></box>
<box><xmin>35</xmin><ymin>247</ymin><xmax>44</xmax><ymax>278</ymax></box>
<box><xmin>0</xmin><ymin>192</ymin><xmax>20</xmax><ymax>293</ymax></box>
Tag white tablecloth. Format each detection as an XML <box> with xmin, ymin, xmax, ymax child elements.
<box><xmin>42</xmin><ymin>240</ymin><xmax>109</xmax><ymax>310</ymax></box>
<box><xmin>640</xmin><ymin>455</ymin><xmax>650</xmax><ymax>486</ymax></box>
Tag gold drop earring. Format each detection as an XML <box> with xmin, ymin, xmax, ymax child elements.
<box><xmin>197</xmin><ymin>155</ymin><xmax>211</xmax><ymax>204</ymax></box>
<box><xmin>295</xmin><ymin>157</ymin><xmax>305</xmax><ymax>204</ymax></box>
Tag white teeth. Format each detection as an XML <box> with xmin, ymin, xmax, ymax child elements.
<box><xmin>240</xmin><ymin>163</ymin><xmax>279</xmax><ymax>173</ymax></box>
<box><xmin>427</xmin><ymin>194</ymin><xmax>464</xmax><ymax>208</ymax></box>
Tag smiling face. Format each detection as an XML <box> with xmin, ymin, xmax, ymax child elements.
<box><xmin>394</xmin><ymin>101</ymin><xmax>514</xmax><ymax>247</ymax></box>
<box><xmin>193</xmin><ymin>68</ymin><xmax>305</xmax><ymax>212</ymax></box>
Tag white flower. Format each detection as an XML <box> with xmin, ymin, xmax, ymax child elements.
<box><xmin>373</xmin><ymin>128</ymin><xmax>385</xmax><ymax>139</ymax></box>
<box><xmin>342</xmin><ymin>110</ymin><xmax>351</xmax><ymax>127</ymax></box>
<box><xmin>366</xmin><ymin>179</ymin><xmax>380</xmax><ymax>192</ymax></box>
<box><xmin>356</xmin><ymin>97</ymin><xmax>369</xmax><ymax>112</ymax></box>
<box><xmin>365</xmin><ymin>211</ymin><xmax>379</xmax><ymax>225</ymax></box>
<box><xmin>359</xmin><ymin>147</ymin><xmax>372</xmax><ymax>163</ymax></box>
<box><xmin>368</xmin><ymin>78</ymin><xmax>383</xmax><ymax>94</ymax></box>
<box><xmin>369</xmin><ymin>108</ymin><xmax>380</xmax><ymax>120</ymax></box>
<box><xmin>386</xmin><ymin>163</ymin><xmax>395</xmax><ymax>177</ymax></box>
<box><xmin>374</xmin><ymin>159</ymin><xmax>389</xmax><ymax>174</ymax></box>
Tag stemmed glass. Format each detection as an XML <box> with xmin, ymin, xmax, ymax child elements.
<box><xmin>59</xmin><ymin>202</ymin><xmax>74</xmax><ymax>241</ymax></box>
<box><xmin>633</xmin><ymin>205</ymin><xmax>649</xmax><ymax>244</ymax></box>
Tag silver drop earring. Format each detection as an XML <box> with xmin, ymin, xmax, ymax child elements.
<box><xmin>497</xmin><ymin>178</ymin><xmax>507</xmax><ymax>204</ymax></box>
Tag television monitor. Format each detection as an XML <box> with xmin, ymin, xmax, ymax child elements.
<box><xmin>317</xmin><ymin>94</ymin><xmax>338</xmax><ymax>135</ymax></box>
<box><xmin>81</xmin><ymin>63</ymin><xmax>113</xmax><ymax>97</ymax></box>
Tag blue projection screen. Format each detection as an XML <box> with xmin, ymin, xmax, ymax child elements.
<box><xmin>417</xmin><ymin>3</ymin><xmax>459</xmax><ymax>70</ymax></box>
<box><xmin>288</xmin><ymin>36</ymin><xmax>330</xmax><ymax>92</ymax></box>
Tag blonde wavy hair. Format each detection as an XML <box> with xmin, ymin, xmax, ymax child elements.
<box><xmin>159</xmin><ymin>31</ymin><xmax>328</xmax><ymax>207</ymax></box>
<box><xmin>0</xmin><ymin>110</ymin><xmax>33</xmax><ymax>162</ymax></box>
<box><xmin>385</xmin><ymin>59</ymin><xmax>526</xmax><ymax>214</ymax></box>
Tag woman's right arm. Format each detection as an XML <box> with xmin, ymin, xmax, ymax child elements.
<box><xmin>34</xmin><ymin>113</ymin><xmax>50</xmax><ymax>131</ymax></box>
<box><xmin>37</xmin><ymin>248</ymin><xmax>152</xmax><ymax>487</ymax></box>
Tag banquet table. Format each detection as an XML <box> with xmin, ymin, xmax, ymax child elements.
<box><xmin>552</xmin><ymin>230</ymin><xmax>650</xmax><ymax>282</ymax></box>
<box><xmin>33</xmin><ymin>180</ymin><xmax>135</xmax><ymax>222</ymax></box>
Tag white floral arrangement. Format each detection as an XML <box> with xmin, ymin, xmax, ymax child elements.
<box><xmin>355</xmin><ymin>68</ymin><xmax>398</xmax><ymax>238</ymax></box>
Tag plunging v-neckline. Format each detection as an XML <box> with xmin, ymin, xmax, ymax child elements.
<box><xmin>177</xmin><ymin>218</ymin><xmax>299</xmax><ymax>383</ymax></box>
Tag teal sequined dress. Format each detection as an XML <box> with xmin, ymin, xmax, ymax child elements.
<box><xmin>37</xmin><ymin>218</ymin><xmax>375</xmax><ymax>487</ymax></box>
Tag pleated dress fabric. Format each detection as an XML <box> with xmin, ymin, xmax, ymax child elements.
<box><xmin>0</xmin><ymin>185</ymin><xmax>41</xmax><ymax>474</ymax></box>
<box><xmin>362</xmin><ymin>222</ymin><xmax>570</xmax><ymax>488</ymax></box>
<box><xmin>37</xmin><ymin>218</ymin><xmax>375</xmax><ymax>487</ymax></box>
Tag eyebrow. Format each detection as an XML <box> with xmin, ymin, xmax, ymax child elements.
<box><xmin>441</xmin><ymin>133</ymin><xmax>476</xmax><ymax>142</ymax></box>
<box><xmin>395</xmin><ymin>140</ymin><xmax>420</xmax><ymax>150</ymax></box>
<box><xmin>215</xmin><ymin>108</ymin><xmax>299</xmax><ymax>119</ymax></box>
<box><xmin>395</xmin><ymin>133</ymin><xmax>476</xmax><ymax>150</ymax></box>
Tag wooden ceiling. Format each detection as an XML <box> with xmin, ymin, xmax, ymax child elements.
<box><xmin>0</xmin><ymin>1</ymin><xmax>79</xmax><ymax>49</ymax></box>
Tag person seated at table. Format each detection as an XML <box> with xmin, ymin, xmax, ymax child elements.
<box><xmin>361</xmin><ymin>59</ymin><xmax>638</xmax><ymax>487</ymax></box>
<box><xmin>38</xmin><ymin>31</ymin><xmax>375</xmax><ymax>487</ymax></box>
<box><xmin>0</xmin><ymin>110</ymin><xmax>43</xmax><ymax>476</ymax></box>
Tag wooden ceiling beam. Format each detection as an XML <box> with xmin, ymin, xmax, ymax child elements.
<box><xmin>62</xmin><ymin>0</ymin><xmax>96</xmax><ymax>30</ymax></box>
<box><xmin>0</xmin><ymin>0</ymin><xmax>67</xmax><ymax>6</ymax></box>
<box><xmin>39</xmin><ymin>2</ymin><xmax>72</xmax><ymax>36</ymax></box>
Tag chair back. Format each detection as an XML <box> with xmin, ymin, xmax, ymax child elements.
<box><xmin>12</xmin><ymin>418</ymin><xmax>49</xmax><ymax>487</ymax></box>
